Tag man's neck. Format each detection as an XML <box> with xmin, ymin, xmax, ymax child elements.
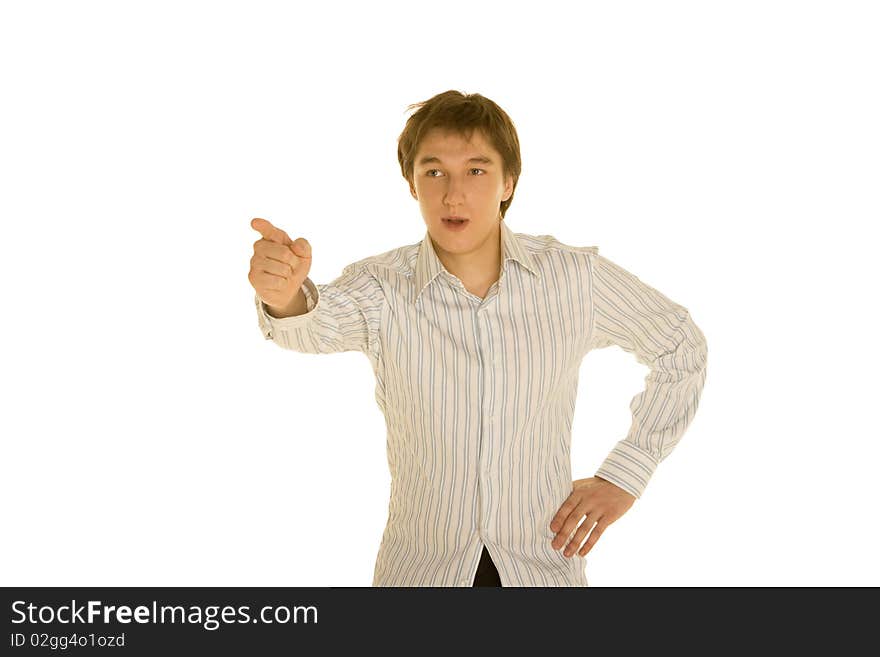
<box><xmin>433</xmin><ymin>226</ymin><xmax>503</xmax><ymax>291</ymax></box>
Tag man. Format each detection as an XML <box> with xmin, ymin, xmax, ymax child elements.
<box><xmin>248</xmin><ymin>90</ymin><xmax>708</xmax><ymax>587</ymax></box>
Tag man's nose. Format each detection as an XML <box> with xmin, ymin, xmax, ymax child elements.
<box><xmin>443</xmin><ymin>177</ymin><xmax>466</xmax><ymax>207</ymax></box>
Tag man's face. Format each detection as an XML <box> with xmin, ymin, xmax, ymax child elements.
<box><xmin>409</xmin><ymin>127</ymin><xmax>513</xmax><ymax>259</ymax></box>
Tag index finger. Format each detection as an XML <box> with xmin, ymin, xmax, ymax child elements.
<box><xmin>250</xmin><ymin>217</ymin><xmax>293</xmax><ymax>246</ymax></box>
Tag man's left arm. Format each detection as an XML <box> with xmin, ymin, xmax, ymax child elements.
<box><xmin>550</xmin><ymin>250</ymin><xmax>708</xmax><ymax>557</ymax></box>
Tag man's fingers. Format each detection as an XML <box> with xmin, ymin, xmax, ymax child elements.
<box><xmin>565</xmin><ymin>514</ymin><xmax>597</xmax><ymax>557</ymax></box>
<box><xmin>250</xmin><ymin>218</ymin><xmax>312</xmax><ymax>263</ymax></box>
<box><xmin>546</xmin><ymin>477</ymin><xmax>634</xmax><ymax>557</ymax></box>
<box><xmin>551</xmin><ymin>501</ymin><xmax>589</xmax><ymax>551</ymax></box>
<box><xmin>578</xmin><ymin>522</ymin><xmax>605</xmax><ymax>557</ymax></box>
<box><xmin>256</xmin><ymin>255</ymin><xmax>293</xmax><ymax>278</ymax></box>
<box><xmin>549</xmin><ymin>496</ymin><xmax>577</xmax><ymax>532</ymax></box>
<box><xmin>251</xmin><ymin>217</ymin><xmax>293</xmax><ymax>246</ymax></box>
<box><xmin>252</xmin><ymin>270</ymin><xmax>289</xmax><ymax>293</ymax></box>
<box><xmin>256</xmin><ymin>239</ymin><xmax>297</xmax><ymax>266</ymax></box>
<box><xmin>291</xmin><ymin>237</ymin><xmax>312</xmax><ymax>260</ymax></box>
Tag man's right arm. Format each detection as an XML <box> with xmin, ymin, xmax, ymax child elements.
<box><xmin>255</xmin><ymin>265</ymin><xmax>383</xmax><ymax>358</ymax></box>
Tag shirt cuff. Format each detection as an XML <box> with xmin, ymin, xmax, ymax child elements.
<box><xmin>594</xmin><ymin>439</ymin><xmax>660</xmax><ymax>499</ymax></box>
<box><xmin>255</xmin><ymin>277</ymin><xmax>320</xmax><ymax>340</ymax></box>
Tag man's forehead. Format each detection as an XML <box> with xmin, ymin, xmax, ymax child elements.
<box><xmin>416</xmin><ymin>127</ymin><xmax>496</xmax><ymax>160</ymax></box>
<box><xmin>422</xmin><ymin>125</ymin><xmax>488</xmax><ymax>144</ymax></box>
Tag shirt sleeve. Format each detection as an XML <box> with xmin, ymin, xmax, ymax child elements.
<box><xmin>587</xmin><ymin>252</ymin><xmax>708</xmax><ymax>499</ymax></box>
<box><xmin>254</xmin><ymin>263</ymin><xmax>384</xmax><ymax>358</ymax></box>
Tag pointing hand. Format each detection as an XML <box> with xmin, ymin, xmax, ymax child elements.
<box><xmin>248</xmin><ymin>217</ymin><xmax>312</xmax><ymax>312</ymax></box>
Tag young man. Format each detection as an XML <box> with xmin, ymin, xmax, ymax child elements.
<box><xmin>248</xmin><ymin>90</ymin><xmax>708</xmax><ymax>587</ymax></box>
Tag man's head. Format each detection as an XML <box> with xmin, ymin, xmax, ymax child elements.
<box><xmin>398</xmin><ymin>91</ymin><xmax>522</xmax><ymax>261</ymax></box>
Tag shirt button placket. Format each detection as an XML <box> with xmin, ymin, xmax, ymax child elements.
<box><xmin>476</xmin><ymin>306</ymin><xmax>494</xmax><ymax>517</ymax></box>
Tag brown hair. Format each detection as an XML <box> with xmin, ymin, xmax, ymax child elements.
<box><xmin>397</xmin><ymin>90</ymin><xmax>522</xmax><ymax>219</ymax></box>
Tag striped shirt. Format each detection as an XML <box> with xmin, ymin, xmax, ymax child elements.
<box><xmin>254</xmin><ymin>220</ymin><xmax>708</xmax><ymax>587</ymax></box>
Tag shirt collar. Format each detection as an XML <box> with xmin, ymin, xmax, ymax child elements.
<box><xmin>413</xmin><ymin>220</ymin><xmax>540</xmax><ymax>303</ymax></box>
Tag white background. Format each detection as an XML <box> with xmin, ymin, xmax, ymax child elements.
<box><xmin>1</xmin><ymin>1</ymin><xmax>877</xmax><ymax>587</ymax></box>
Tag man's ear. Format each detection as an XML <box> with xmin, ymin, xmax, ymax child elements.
<box><xmin>409</xmin><ymin>180</ymin><xmax>418</xmax><ymax>200</ymax></box>
<box><xmin>502</xmin><ymin>175</ymin><xmax>513</xmax><ymax>202</ymax></box>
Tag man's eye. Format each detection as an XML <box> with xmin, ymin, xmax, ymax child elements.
<box><xmin>425</xmin><ymin>169</ymin><xmax>485</xmax><ymax>177</ymax></box>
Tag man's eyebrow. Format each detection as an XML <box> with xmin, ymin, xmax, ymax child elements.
<box><xmin>417</xmin><ymin>155</ymin><xmax>494</xmax><ymax>166</ymax></box>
